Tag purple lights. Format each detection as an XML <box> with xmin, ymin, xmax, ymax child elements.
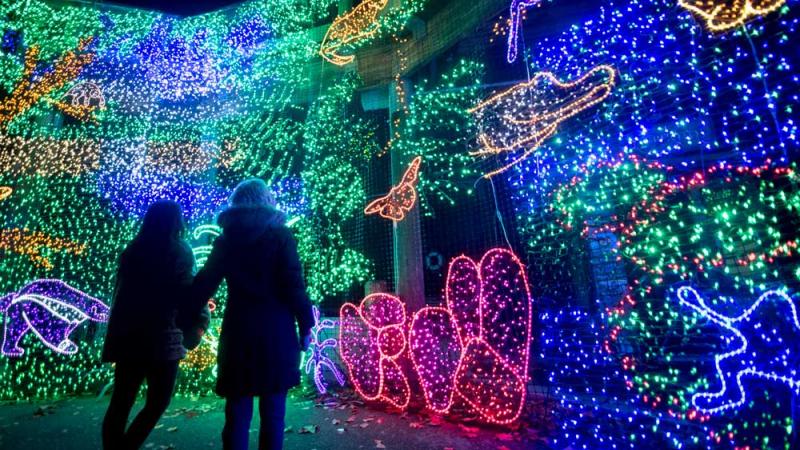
<box><xmin>1</xmin><ymin>280</ymin><xmax>109</xmax><ymax>357</ymax></box>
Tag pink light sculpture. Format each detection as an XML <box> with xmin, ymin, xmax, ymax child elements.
<box><xmin>409</xmin><ymin>248</ymin><xmax>533</xmax><ymax>424</ymax></box>
<box><xmin>339</xmin><ymin>293</ymin><xmax>411</xmax><ymax>409</ymax></box>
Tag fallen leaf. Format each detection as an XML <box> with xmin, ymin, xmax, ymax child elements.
<box><xmin>375</xmin><ymin>440</ymin><xmax>386</xmax><ymax>448</ymax></box>
<box><xmin>298</xmin><ymin>425</ymin><xmax>319</xmax><ymax>434</ymax></box>
<box><xmin>167</xmin><ymin>426</ymin><xmax>178</xmax><ymax>432</ymax></box>
<box><xmin>332</xmin><ymin>419</ymin><xmax>341</xmax><ymax>425</ymax></box>
<box><xmin>496</xmin><ymin>433</ymin><xmax>514</xmax><ymax>441</ymax></box>
<box><xmin>409</xmin><ymin>422</ymin><xmax>424</xmax><ymax>429</ymax></box>
<box><xmin>359</xmin><ymin>423</ymin><xmax>369</xmax><ymax>429</ymax></box>
<box><xmin>337</xmin><ymin>428</ymin><xmax>346</xmax><ymax>434</ymax></box>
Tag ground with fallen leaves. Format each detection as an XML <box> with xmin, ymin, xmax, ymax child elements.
<box><xmin>0</xmin><ymin>391</ymin><xmax>550</xmax><ymax>449</ymax></box>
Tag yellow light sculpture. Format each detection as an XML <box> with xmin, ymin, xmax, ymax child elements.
<box><xmin>142</xmin><ymin>140</ymin><xmax>239</xmax><ymax>175</ymax></box>
<box><xmin>0</xmin><ymin>135</ymin><xmax>101</xmax><ymax>176</ymax></box>
<box><xmin>0</xmin><ymin>38</ymin><xmax>95</xmax><ymax>125</ymax></box>
<box><xmin>468</xmin><ymin>64</ymin><xmax>616</xmax><ymax>178</ymax></box>
<box><xmin>679</xmin><ymin>0</ymin><xmax>786</xmax><ymax>32</ymax></box>
<box><xmin>0</xmin><ymin>228</ymin><xmax>86</xmax><ymax>270</ymax></box>
<box><xmin>319</xmin><ymin>0</ymin><xmax>389</xmax><ymax>65</ymax></box>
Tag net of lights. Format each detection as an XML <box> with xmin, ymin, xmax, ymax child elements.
<box><xmin>549</xmin><ymin>159</ymin><xmax>800</xmax><ymax>447</ymax></box>
<box><xmin>1</xmin><ymin>0</ymin><xmax>800</xmax><ymax>446</ymax></box>
<box><xmin>389</xmin><ymin>59</ymin><xmax>486</xmax><ymax>216</ymax></box>
<box><xmin>0</xmin><ymin>0</ymin><xmax>445</xmax><ymax>400</ymax></box>
<box><xmin>505</xmin><ymin>0</ymin><xmax>800</xmax><ymax>447</ymax></box>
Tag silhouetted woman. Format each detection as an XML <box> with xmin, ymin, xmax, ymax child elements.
<box><xmin>101</xmin><ymin>200</ymin><xmax>195</xmax><ymax>450</ymax></box>
<box><xmin>193</xmin><ymin>179</ymin><xmax>314</xmax><ymax>450</ymax></box>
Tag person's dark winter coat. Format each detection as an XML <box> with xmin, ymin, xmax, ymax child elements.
<box><xmin>193</xmin><ymin>205</ymin><xmax>314</xmax><ymax>397</ymax></box>
<box><xmin>102</xmin><ymin>239</ymin><xmax>195</xmax><ymax>363</ymax></box>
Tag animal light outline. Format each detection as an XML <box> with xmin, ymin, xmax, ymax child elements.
<box><xmin>339</xmin><ymin>293</ymin><xmax>411</xmax><ymax>409</ymax></box>
<box><xmin>408</xmin><ymin>247</ymin><xmax>533</xmax><ymax>424</ymax></box>
<box><xmin>468</xmin><ymin>64</ymin><xmax>616</xmax><ymax>178</ymax></box>
<box><xmin>47</xmin><ymin>81</ymin><xmax>107</xmax><ymax>122</ymax></box>
<box><xmin>305</xmin><ymin>305</ymin><xmax>346</xmax><ymax>394</ymax></box>
<box><xmin>319</xmin><ymin>0</ymin><xmax>389</xmax><ymax>65</ymax></box>
<box><xmin>1</xmin><ymin>279</ymin><xmax>109</xmax><ymax>357</ymax></box>
<box><xmin>679</xmin><ymin>0</ymin><xmax>786</xmax><ymax>32</ymax></box>
<box><xmin>676</xmin><ymin>286</ymin><xmax>800</xmax><ymax>413</ymax></box>
<box><xmin>364</xmin><ymin>156</ymin><xmax>421</xmax><ymax>222</ymax></box>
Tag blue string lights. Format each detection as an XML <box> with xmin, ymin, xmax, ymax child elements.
<box><xmin>676</xmin><ymin>286</ymin><xmax>800</xmax><ymax>414</ymax></box>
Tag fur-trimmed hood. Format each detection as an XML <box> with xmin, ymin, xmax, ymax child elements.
<box><xmin>217</xmin><ymin>206</ymin><xmax>287</xmax><ymax>242</ymax></box>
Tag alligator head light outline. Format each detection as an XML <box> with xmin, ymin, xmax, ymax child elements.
<box><xmin>676</xmin><ymin>286</ymin><xmax>800</xmax><ymax>413</ymax></box>
<box><xmin>319</xmin><ymin>0</ymin><xmax>389</xmax><ymax>66</ymax></box>
<box><xmin>1</xmin><ymin>279</ymin><xmax>109</xmax><ymax>357</ymax></box>
<box><xmin>468</xmin><ymin>64</ymin><xmax>616</xmax><ymax>178</ymax></box>
<box><xmin>679</xmin><ymin>0</ymin><xmax>786</xmax><ymax>32</ymax></box>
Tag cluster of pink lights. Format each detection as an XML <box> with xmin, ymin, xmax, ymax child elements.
<box><xmin>339</xmin><ymin>293</ymin><xmax>411</xmax><ymax>409</ymax></box>
<box><xmin>339</xmin><ymin>248</ymin><xmax>533</xmax><ymax>424</ymax></box>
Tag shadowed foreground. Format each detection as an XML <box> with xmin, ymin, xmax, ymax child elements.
<box><xmin>0</xmin><ymin>394</ymin><xmax>548</xmax><ymax>449</ymax></box>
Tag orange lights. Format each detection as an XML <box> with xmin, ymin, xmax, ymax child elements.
<box><xmin>679</xmin><ymin>0</ymin><xmax>786</xmax><ymax>32</ymax></box>
<box><xmin>319</xmin><ymin>0</ymin><xmax>389</xmax><ymax>65</ymax></box>
<box><xmin>468</xmin><ymin>64</ymin><xmax>616</xmax><ymax>178</ymax></box>
<box><xmin>0</xmin><ymin>135</ymin><xmax>101</xmax><ymax>176</ymax></box>
<box><xmin>0</xmin><ymin>228</ymin><xmax>86</xmax><ymax>270</ymax></box>
<box><xmin>364</xmin><ymin>156</ymin><xmax>421</xmax><ymax>222</ymax></box>
<box><xmin>0</xmin><ymin>187</ymin><xmax>11</xmax><ymax>201</ymax></box>
<box><xmin>0</xmin><ymin>38</ymin><xmax>95</xmax><ymax>125</ymax></box>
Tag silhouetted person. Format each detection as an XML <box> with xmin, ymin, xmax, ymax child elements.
<box><xmin>101</xmin><ymin>200</ymin><xmax>195</xmax><ymax>450</ymax></box>
<box><xmin>193</xmin><ymin>179</ymin><xmax>314</xmax><ymax>450</ymax></box>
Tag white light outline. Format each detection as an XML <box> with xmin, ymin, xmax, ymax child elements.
<box><xmin>676</xmin><ymin>286</ymin><xmax>800</xmax><ymax>414</ymax></box>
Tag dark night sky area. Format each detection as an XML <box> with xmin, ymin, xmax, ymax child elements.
<box><xmin>99</xmin><ymin>0</ymin><xmax>245</xmax><ymax>16</ymax></box>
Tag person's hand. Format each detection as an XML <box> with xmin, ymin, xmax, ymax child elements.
<box><xmin>300</xmin><ymin>333</ymin><xmax>311</xmax><ymax>351</ymax></box>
